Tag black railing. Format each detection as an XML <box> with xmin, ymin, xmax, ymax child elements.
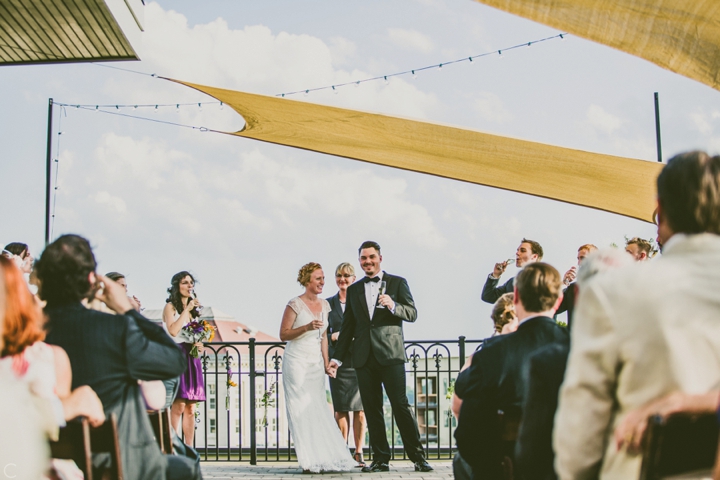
<box><xmin>194</xmin><ymin>336</ymin><xmax>483</xmax><ymax>464</ymax></box>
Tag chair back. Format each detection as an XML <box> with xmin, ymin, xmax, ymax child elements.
<box><xmin>640</xmin><ymin>413</ymin><xmax>719</xmax><ymax>480</ymax></box>
<box><xmin>90</xmin><ymin>413</ymin><xmax>123</xmax><ymax>480</ymax></box>
<box><xmin>148</xmin><ymin>408</ymin><xmax>174</xmax><ymax>454</ymax></box>
<box><xmin>50</xmin><ymin>417</ymin><xmax>93</xmax><ymax>480</ymax></box>
<box><xmin>498</xmin><ymin>408</ymin><xmax>522</xmax><ymax>480</ymax></box>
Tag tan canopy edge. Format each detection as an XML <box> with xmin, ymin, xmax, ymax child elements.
<box><xmin>473</xmin><ymin>0</ymin><xmax>720</xmax><ymax>92</ymax></box>
<box><xmin>170</xmin><ymin>79</ymin><xmax>662</xmax><ymax>222</ymax></box>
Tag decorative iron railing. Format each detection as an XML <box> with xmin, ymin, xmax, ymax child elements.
<box><xmin>193</xmin><ymin>336</ymin><xmax>483</xmax><ymax>464</ymax></box>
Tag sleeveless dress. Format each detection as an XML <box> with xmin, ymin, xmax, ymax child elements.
<box><xmin>283</xmin><ymin>297</ymin><xmax>356</xmax><ymax>472</ymax></box>
<box><xmin>163</xmin><ymin>308</ymin><xmax>206</xmax><ymax>402</ymax></box>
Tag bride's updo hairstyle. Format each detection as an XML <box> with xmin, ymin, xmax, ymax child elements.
<box><xmin>297</xmin><ymin>262</ymin><xmax>322</xmax><ymax>286</ymax></box>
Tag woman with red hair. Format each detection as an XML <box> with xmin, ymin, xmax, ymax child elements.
<box><xmin>0</xmin><ymin>255</ymin><xmax>104</xmax><ymax>477</ymax></box>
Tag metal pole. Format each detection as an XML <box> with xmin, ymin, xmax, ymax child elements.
<box><xmin>45</xmin><ymin>98</ymin><xmax>54</xmax><ymax>245</ymax></box>
<box><xmin>458</xmin><ymin>335</ymin><xmax>466</xmax><ymax>367</ymax></box>
<box><xmin>654</xmin><ymin>92</ymin><xmax>662</xmax><ymax>163</ymax></box>
<box><xmin>249</xmin><ymin>337</ymin><xmax>257</xmax><ymax>465</ymax></box>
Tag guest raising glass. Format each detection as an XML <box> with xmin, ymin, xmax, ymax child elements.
<box><xmin>163</xmin><ymin>271</ymin><xmax>206</xmax><ymax>446</ymax></box>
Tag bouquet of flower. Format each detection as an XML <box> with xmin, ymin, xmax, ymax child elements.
<box><xmin>181</xmin><ymin>319</ymin><xmax>216</xmax><ymax>358</ymax></box>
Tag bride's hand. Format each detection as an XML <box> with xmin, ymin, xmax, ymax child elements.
<box><xmin>307</xmin><ymin>319</ymin><xmax>323</xmax><ymax>331</ymax></box>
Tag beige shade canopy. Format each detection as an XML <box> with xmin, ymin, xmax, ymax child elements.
<box><xmin>473</xmin><ymin>0</ymin><xmax>720</xmax><ymax>92</ymax></box>
<box><xmin>171</xmin><ymin>79</ymin><xmax>661</xmax><ymax>223</ymax></box>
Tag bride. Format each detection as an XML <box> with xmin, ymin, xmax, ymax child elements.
<box><xmin>280</xmin><ymin>262</ymin><xmax>357</xmax><ymax>472</ymax></box>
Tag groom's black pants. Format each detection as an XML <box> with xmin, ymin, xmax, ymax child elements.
<box><xmin>355</xmin><ymin>348</ymin><xmax>425</xmax><ymax>464</ymax></box>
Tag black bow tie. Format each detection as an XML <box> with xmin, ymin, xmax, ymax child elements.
<box><xmin>364</xmin><ymin>276</ymin><xmax>380</xmax><ymax>283</ymax></box>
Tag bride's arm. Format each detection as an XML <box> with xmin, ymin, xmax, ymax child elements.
<box><xmin>280</xmin><ymin>306</ymin><xmax>317</xmax><ymax>341</ymax></box>
<box><xmin>321</xmin><ymin>330</ymin><xmax>330</xmax><ymax>368</ymax></box>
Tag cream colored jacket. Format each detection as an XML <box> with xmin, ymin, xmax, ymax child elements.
<box><xmin>554</xmin><ymin>233</ymin><xmax>720</xmax><ymax>479</ymax></box>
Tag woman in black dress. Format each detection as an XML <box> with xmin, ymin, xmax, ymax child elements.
<box><xmin>327</xmin><ymin>262</ymin><xmax>367</xmax><ymax>466</ymax></box>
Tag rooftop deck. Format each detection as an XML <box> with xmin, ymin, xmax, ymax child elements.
<box><xmin>201</xmin><ymin>461</ymin><xmax>453</xmax><ymax>480</ymax></box>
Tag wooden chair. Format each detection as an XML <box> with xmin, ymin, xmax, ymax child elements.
<box><xmin>498</xmin><ymin>408</ymin><xmax>522</xmax><ymax>480</ymax></box>
<box><xmin>148</xmin><ymin>408</ymin><xmax>174</xmax><ymax>454</ymax></box>
<box><xmin>50</xmin><ymin>417</ymin><xmax>93</xmax><ymax>479</ymax></box>
<box><xmin>639</xmin><ymin>413</ymin><xmax>719</xmax><ymax>480</ymax></box>
<box><xmin>50</xmin><ymin>413</ymin><xmax>123</xmax><ymax>480</ymax></box>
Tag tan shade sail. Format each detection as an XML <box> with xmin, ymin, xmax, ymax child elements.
<box><xmin>473</xmin><ymin>0</ymin><xmax>720</xmax><ymax>92</ymax></box>
<box><xmin>172</xmin><ymin>79</ymin><xmax>662</xmax><ymax>223</ymax></box>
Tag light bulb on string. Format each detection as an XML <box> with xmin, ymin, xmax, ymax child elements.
<box><xmin>198</xmin><ymin>103</ymin><xmax>202</xmax><ymax>111</ymax></box>
<box><xmin>526</xmin><ymin>42</ymin><xmax>532</xmax><ymax>48</ymax></box>
<box><xmin>332</xmin><ymin>86</ymin><xmax>338</xmax><ymax>94</ymax></box>
<box><xmin>355</xmin><ymin>81</ymin><xmax>360</xmax><ymax>88</ymax></box>
<box><xmin>384</xmin><ymin>76</ymin><xmax>389</xmax><ymax>85</ymax></box>
<box><xmin>304</xmin><ymin>90</ymin><xmax>309</xmax><ymax>97</ymax></box>
<box><xmin>176</xmin><ymin>104</ymin><xmax>180</xmax><ymax>113</ymax></box>
<box><xmin>94</xmin><ymin>105</ymin><xmax>99</xmax><ymax>112</ymax></box>
<box><xmin>219</xmin><ymin>102</ymin><xmax>224</xmax><ymax>110</ymax></box>
<box><xmin>559</xmin><ymin>34</ymin><xmax>565</xmax><ymax>41</ymax></box>
<box><xmin>133</xmin><ymin>105</ymin><xmax>138</xmax><ymax>110</ymax></box>
<box><xmin>115</xmin><ymin>105</ymin><xmax>119</xmax><ymax>110</ymax></box>
<box><xmin>498</xmin><ymin>50</ymin><xmax>504</xmax><ymax>59</ymax></box>
<box><xmin>411</xmin><ymin>70</ymin><xmax>417</xmax><ymax>79</ymax></box>
<box><xmin>154</xmin><ymin>105</ymin><xmax>159</xmax><ymax>113</ymax></box>
<box><xmin>438</xmin><ymin>63</ymin><xmax>443</xmax><ymax>71</ymax></box>
<box><xmin>468</xmin><ymin>57</ymin><xmax>474</xmax><ymax>64</ymax></box>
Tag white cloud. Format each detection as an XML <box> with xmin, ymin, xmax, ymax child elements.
<box><xmin>328</xmin><ymin>37</ymin><xmax>357</xmax><ymax>66</ymax></box>
<box><xmin>386</xmin><ymin>28</ymin><xmax>435</xmax><ymax>54</ymax></box>
<box><xmin>472</xmin><ymin>92</ymin><xmax>513</xmax><ymax>124</ymax></box>
<box><xmin>689</xmin><ymin>111</ymin><xmax>713</xmax><ymax>135</ymax></box>
<box><xmin>586</xmin><ymin>104</ymin><xmax>624</xmax><ymax>135</ymax></box>
<box><xmin>92</xmin><ymin>191</ymin><xmax>127</xmax><ymax>213</ymax></box>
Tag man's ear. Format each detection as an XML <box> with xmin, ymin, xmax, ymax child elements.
<box><xmin>513</xmin><ymin>286</ymin><xmax>520</xmax><ymax>306</ymax></box>
<box><xmin>88</xmin><ymin>271</ymin><xmax>96</xmax><ymax>285</ymax></box>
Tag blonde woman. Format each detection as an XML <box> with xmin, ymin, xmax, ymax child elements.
<box><xmin>280</xmin><ymin>263</ymin><xmax>355</xmax><ymax>473</ymax></box>
<box><xmin>327</xmin><ymin>263</ymin><xmax>366</xmax><ymax>466</ymax></box>
<box><xmin>491</xmin><ymin>292</ymin><xmax>518</xmax><ymax>336</ymax></box>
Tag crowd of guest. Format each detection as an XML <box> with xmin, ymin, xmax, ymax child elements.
<box><xmin>455</xmin><ymin>150</ymin><xmax>720</xmax><ymax>479</ymax></box>
<box><xmin>2</xmin><ymin>150</ymin><xmax>720</xmax><ymax>479</ymax></box>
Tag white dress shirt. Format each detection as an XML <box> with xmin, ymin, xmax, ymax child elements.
<box><xmin>365</xmin><ymin>271</ymin><xmax>385</xmax><ymax>320</ymax></box>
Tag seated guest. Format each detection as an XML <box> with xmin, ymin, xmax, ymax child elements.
<box><xmin>555</xmin><ymin>243</ymin><xmax>597</xmax><ymax>328</ymax></box>
<box><xmin>624</xmin><ymin>236</ymin><xmax>657</xmax><ymax>261</ymax></box>
<box><xmin>491</xmin><ymin>292</ymin><xmax>518</xmax><ymax>336</ymax></box>
<box><xmin>0</xmin><ymin>255</ymin><xmax>105</xmax><ymax>478</ymax></box>
<box><xmin>37</xmin><ymin>234</ymin><xmax>202</xmax><ymax>480</ymax></box>
<box><xmin>3</xmin><ymin>241</ymin><xmax>34</xmax><ymax>274</ymax></box>
<box><xmin>554</xmin><ymin>151</ymin><xmax>720</xmax><ymax>479</ymax></box>
<box><xmin>481</xmin><ymin>238</ymin><xmax>543</xmax><ymax>304</ymax></box>
<box><xmin>455</xmin><ymin>262</ymin><xmax>568</xmax><ymax>479</ymax></box>
<box><xmin>515</xmin><ymin>248</ymin><xmax>633</xmax><ymax>480</ymax></box>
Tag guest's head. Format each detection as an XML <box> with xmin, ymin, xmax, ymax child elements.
<box><xmin>334</xmin><ymin>262</ymin><xmax>356</xmax><ymax>292</ymax></box>
<box><xmin>0</xmin><ymin>256</ymin><xmax>44</xmax><ymax>358</ymax></box>
<box><xmin>577</xmin><ymin>244</ymin><xmax>598</xmax><ymax>265</ymax></box>
<box><xmin>516</xmin><ymin>238</ymin><xmax>543</xmax><ymax>268</ymax></box>
<box><xmin>35</xmin><ymin>235</ymin><xmax>97</xmax><ymax>307</ymax></box>
<box><xmin>297</xmin><ymin>262</ymin><xmax>324</xmax><ymax>296</ymax></box>
<box><xmin>358</xmin><ymin>241</ymin><xmax>382</xmax><ymax>277</ymax></box>
<box><xmin>166</xmin><ymin>271</ymin><xmax>198</xmax><ymax>318</ymax></box>
<box><xmin>656</xmin><ymin>151</ymin><xmax>720</xmax><ymax>245</ymax></box>
<box><xmin>4</xmin><ymin>242</ymin><xmax>33</xmax><ymax>274</ymax></box>
<box><xmin>491</xmin><ymin>292</ymin><xmax>518</xmax><ymax>335</ymax></box>
<box><xmin>576</xmin><ymin>248</ymin><xmax>635</xmax><ymax>288</ymax></box>
<box><xmin>105</xmin><ymin>272</ymin><xmax>126</xmax><ymax>292</ymax></box>
<box><xmin>513</xmin><ymin>262</ymin><xmax>562</xmax><ymax>319</ymax></box>
<box><xmin>624</xmin><ymin>237</ymin><xmax>656</xmax><ymax>262</ymax></box>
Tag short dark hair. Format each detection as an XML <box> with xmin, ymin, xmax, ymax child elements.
<box><xmin>4</xmin><ymin>242</ymin><xmax>28</xmax><ymax>258</ymax></box>
<box><xmin>35</xmin><ymin>235</ymin><xmax>96</xmax><ymax>306</ymax></box>
<box><xmin>657</xmin><ymin>151</ymin><xmax>720</xmax><ymax>235</ymax></box>
<box><xmin>358</xmin><ymin>241</ymin><xmax>381</xmax><ymax>255</ymax></box>
<box><xmin>521</xmin><ymin>238</ymin><xmax>543</xmax><ymax>260</ymax></box>
<box><xmin>515</xmin><ymin>262</ymin><xmax>561</xmax><ymax>313</ymax></box>
<box><xmin>105</xmin><ymin>272</ymin><xmax>125</xmax><ymax>282</ymax></box>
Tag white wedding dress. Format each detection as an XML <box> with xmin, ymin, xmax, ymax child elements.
<box><xmin>283</xmin><ymin>297</ymin><xmax>356</xmax><ymax>472</ymax></box>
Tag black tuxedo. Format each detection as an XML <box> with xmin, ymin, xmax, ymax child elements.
<box><xmin>333</xmin><ymin>271</ymin><xmax>424</xmax><ymax>463</ymax></box>
<box><xmin>481</xmin><ymin>275</ymin><xmax>514</xmax><ymax>304</ymax></box>
<box><xmin>515</xmin><ymin>343</ymin><xmax>570</xmax><ymax>480</ymax></box>
<box><xmin>45</xmin><ymin>303</ymin><xmax>198</xmax><ymax>480</ymax></box>
<box><xmin>454</xmin><ymin>316</ymin><xmax>569</xmax><ymax>479</ymax></box>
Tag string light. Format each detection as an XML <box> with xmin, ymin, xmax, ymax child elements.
<box><xmin>276</xmin><ymin>32</ymin><xmax>566</xmax><ymax>97</ymax></box>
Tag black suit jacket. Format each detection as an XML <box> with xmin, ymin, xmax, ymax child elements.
<box><xmin>554</xmin><ymin>283</ymin><xmax>577</xmax><ymax>328</ymax></box>
<box><xmin>515</xmin><ymin>343</ymin><xmax>570</xmax><ymax>480</ymax></box>
<box><xmin>481</xmin><ymin>275</ymin><xmax>514</xmax><ymax>304</ymax></box>
<box><xmin>333</xmin><ymin>272</ymin><xmax>417</xmax><ymax>368</ymax></box>
<box><xmin>327</xmin><ymin>293</ymin><xmax>353</xmax><ymax>366</ymax></box>
<box><xmin>45</xmin><ymin>303</ymin><xmax>187</xmax><ymax>480</ymax></box>
<box><xmin>454</xmin><ymin>316</ymin><xmax>569</xmax><ymax>478</ymax></box>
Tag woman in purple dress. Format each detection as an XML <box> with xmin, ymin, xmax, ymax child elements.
<box><xmin>162</xmin><ymin>271</ymin><xmax>205</xmax><ymax>445</ymax></box>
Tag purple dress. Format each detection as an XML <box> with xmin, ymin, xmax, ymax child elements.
<box><xmin>164</xmin><ymin>313</ymin><xmax>206</xmax><ymax>402</ymax></box>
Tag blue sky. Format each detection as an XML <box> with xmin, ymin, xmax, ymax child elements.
<box><xmin>1</xmin><ymin>0</ymin><xmax>718</xmax><ymax>339</ymax></box>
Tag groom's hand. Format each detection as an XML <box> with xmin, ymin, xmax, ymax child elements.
<box><xmin>326</xmin><ymin>360</ymin><xmax>339</xmax><ymax>378</ymax></box>
<box><xmin>378</xmin><ymin>294</ymin><xmax>395</xmax><ymax>311</ymax></box>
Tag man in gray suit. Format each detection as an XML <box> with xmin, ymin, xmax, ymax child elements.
<box><xmin>39</xmin><ymin>234</ymin><xmax>201</xmax><ymax>480</ymax></box>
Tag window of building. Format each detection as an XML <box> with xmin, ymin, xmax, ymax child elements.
<box><xmin>208</xmin><ymin>383</ymin><xmax>216</xmax><ymax>395</ymax></box>
<box><xmin>210</xmin><ymin>398</ymin><xmax>216</xmax><ymax>409</ymax></box>
<box><xmin>235</xmin><ymin>419</ymin><xmax>240</xmax><ymax>433</ymax></box>
<box><xmin>209</xmin><ymin>419</ymin><xmax>216</xmax><ymax>434</ymax></box>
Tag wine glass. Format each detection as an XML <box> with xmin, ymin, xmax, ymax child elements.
<box><xmin>376</xmin><ymin>281</ymin><xmax>387</xmax><ymax>309</ymax></box>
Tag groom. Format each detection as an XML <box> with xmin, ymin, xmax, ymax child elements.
<box><xmin>328</xmin><ymin>241</ymin><xmax>433</xmax><ymax>473</ymax></box>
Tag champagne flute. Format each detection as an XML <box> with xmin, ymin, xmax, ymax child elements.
<box><xmin>376</xmin><ymin>280</ymin><xmax>387</xmax><ymax>309</ymax></box>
